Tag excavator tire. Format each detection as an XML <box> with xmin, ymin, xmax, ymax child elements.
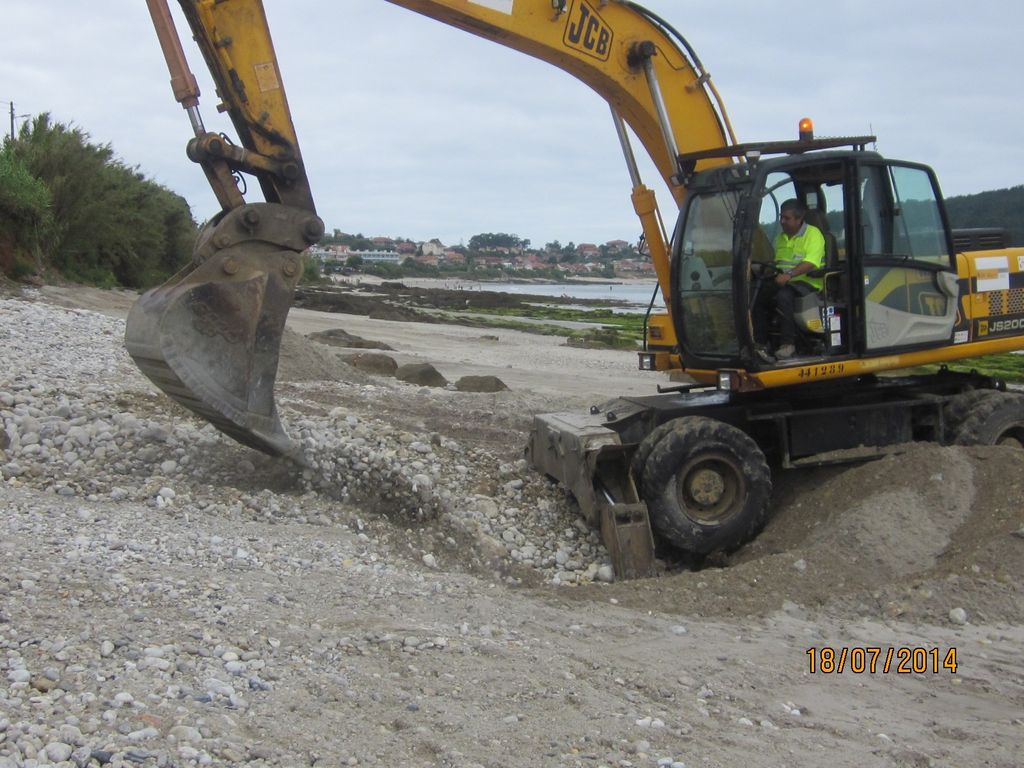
<box><xmin>942</xmin><ymin>389</ymin><xmax>994</xmax><ymax>442</ymax></box>
<box><xmin>629</xmin><ymin>420</ymin><xmax>679</xmax><ymax>497</ymax></box>
<box><xmin>951</xmin><ymin>391</ymin><xmax>1024</xmax><ymax>449</ymax></box>
<box><xmin>640</xmin><ymin>416</ymin><xmax>771</xmax><ymax>556</ymax></box>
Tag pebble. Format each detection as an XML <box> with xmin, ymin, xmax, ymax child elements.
<box><xmin>949</xmin><ymin>607</ymin><xmax>969</xmax><ymax>625</ymax></box>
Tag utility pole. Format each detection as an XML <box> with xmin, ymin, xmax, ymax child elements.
<box><xmin>3</xmin><ymin>101</ymin><xmax>30</xmax><ymax>141</ymax></box>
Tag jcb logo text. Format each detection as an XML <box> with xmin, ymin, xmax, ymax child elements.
<box><xmin>990</xmin><ymin>317</ymin><xmax>1024</xmax><ymax>334</ymax></box>
<box><xmin>564</xmin><ymin>0</ymin><xmax>612</xmax><ymax>61</ymax></box>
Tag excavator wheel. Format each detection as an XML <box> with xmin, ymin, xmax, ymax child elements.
<box><xmin>950</xmin><ymin>391</ymin><xmax>1024</xmax><ymax>449</ymax></box>
<box><xmin>942</xmin><ymin>389</ymin><xmax>993</xmax><ymax>443</ymax></box>
<box><xmin>640</xmin><ymin>416</ymin><xmax>772</xmax><ymax>557</ymax></box>
<box><xmin>629</xmin><ymin>420</ymin><xmax>678</xmax><ymax>498</ymax></box>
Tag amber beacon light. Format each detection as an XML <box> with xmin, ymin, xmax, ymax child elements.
<box><xmin>798</xmin><ymin>117</ymin><xmax>814</xmax><ymax>141</ymax></box>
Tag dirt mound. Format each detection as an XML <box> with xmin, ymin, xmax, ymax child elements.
<box><xmin>808</xmin><ymin>447</ymin><xmax>977</xmax><ymax>574</ymax></box>
<box><xmin>277</xmin><ymin>328</ymin><xmax>371</xmax><ymax>384</ymax></box>
<box><xmin>570</xmin><ymin>444</ymin><xmax>1024</xmax><ymax>624</ymax></box>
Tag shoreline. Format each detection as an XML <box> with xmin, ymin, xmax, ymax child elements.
<box><xmin>327</xmin><ymin>273</ymin><xmax>659</xmax><ymax>290</ymax></box>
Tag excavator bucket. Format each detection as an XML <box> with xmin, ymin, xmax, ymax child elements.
<box><xmin>125</xmin><ymin>203</ymin><xmax>323</xmax><ymax>461</ymax></box>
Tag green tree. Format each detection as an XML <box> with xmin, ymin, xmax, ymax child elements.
<box><xmin>3</xmin><ymin>114</ymin><xmax>196</xmax><ymax>287</ymax></box>
<box><xmin>323</xmin><ymin>231</ymin><xmax>374</xmax><ymax>250</ymax></box>
<box><xmin>468</xmin><ymin>232</ymin><xmax>525</xmax><ymax>252</ymax></box>
<box><xmin>945</xmin><ymin>185</ymin><xmax>1024</xmax><ymax>246</ymax></box>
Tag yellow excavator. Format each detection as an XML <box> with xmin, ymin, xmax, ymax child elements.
<box><xmin>128</xmin><ymin>0</ymin><xmax>1024</xmax><ymax>577</ymax></box>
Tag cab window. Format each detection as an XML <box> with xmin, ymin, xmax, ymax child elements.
<box><xmin>859</xmin><ymin>163</ymin><xmax>957</xmax><ymax>350</ymax></box>
<box><xmin>675</xmin><ymin>191</ymin><xmax>740</xmax><ymax>357</ymax></box>
<box><xmin>859</xmin><ymin>164</ymin><xmax>953</xmax><ymax>267</ymax></box>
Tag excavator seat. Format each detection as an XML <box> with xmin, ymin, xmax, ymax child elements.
<box><xmin>793</xmin><ymin>207</ymin><xmax>847</xmax><ymax>350</ymax></box>
<box><xmin>803</xmin><ymin>207</ymin><xmax>842</xmax><ymax>296</ymax></box>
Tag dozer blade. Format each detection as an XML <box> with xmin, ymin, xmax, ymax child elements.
<box><xmin>125</xmin><ymin>203</ymin><xmax>323</xmax><ymax>461</ymax></box>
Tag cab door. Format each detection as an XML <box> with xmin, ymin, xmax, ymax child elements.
<box><xmin>856</xmin><ymin>162</ymin><xmax>959</xmax><ymax>352</ymax></box>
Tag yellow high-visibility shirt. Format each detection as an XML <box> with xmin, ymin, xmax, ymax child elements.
<box><xmin>774</xmin><ymin>222</ymin><xmax>825</xmax><ymax>290</ymax></box>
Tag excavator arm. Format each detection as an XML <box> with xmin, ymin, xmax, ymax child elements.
<box><xmin>127</xmin><ymin>0</ymin><xmax>326</xmax><ymax>459</ymax></box>
<box><xmin>392</xmin><ymin>0</ymin><xmax>734</xmax><ymax>200</ymax></box>
<box><xmin>126</xmin><ymin>0</ymin><xmax>736</xmax><ymax>459</ymax></box>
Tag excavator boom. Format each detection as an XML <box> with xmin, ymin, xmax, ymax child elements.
<box><xmin>387</xmin><ymin>0</ymin><xmax>734</xmax><ymax>201</ymax></box>
<box><xmin>127</xmin><ymin>0</ymin><xmax>735</xmax><ymax>459</ymax></box>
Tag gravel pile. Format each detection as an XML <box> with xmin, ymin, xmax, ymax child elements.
<box><xmin>0</xmin><ymin>296</ymin><xmax>613</xmax><ymax>586</ymax></box>
<box><xmin>0</xmin><ymin>296</ymin><xmax>625</xmax><ymax>766</ymax></box>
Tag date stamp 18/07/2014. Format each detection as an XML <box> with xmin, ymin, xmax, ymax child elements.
<box><xmin>806</xmin><ymin>646</ymin><xmax>958</xmax><ymax>674</ymax></box>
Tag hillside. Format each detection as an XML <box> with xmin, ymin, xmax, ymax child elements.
<box><xmin>945</xmin><ymin>185</ymin><xmax>1024</xmax><ymax>245</ymax></box>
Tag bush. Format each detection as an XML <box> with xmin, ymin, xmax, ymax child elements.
<box><xmin>0</xmin><ymin>149</ymin><xmax>54</xmax><ymax>278</ymax></box>
<box><xmin>300</xmin><ymin>252</ymin><xmax>323</xmax><ymax>284</ymax></box>
<box><xmin>3</xmin><ymin>114</ymin><xmax>197</xmax><ymax>288</ymax></box>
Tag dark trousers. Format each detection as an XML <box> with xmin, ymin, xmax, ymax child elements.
<box><xmin>753</xmin><ymin>280</ymin><xmax>815</xmax><ymax>346</ymax></box>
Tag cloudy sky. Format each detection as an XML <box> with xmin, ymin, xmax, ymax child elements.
<box><xmin>3</xmin><ymin>1</ymin><xmax>1021</xmax><ymax>247</ymax></box>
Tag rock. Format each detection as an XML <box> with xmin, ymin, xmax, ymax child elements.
<box><xmin>44</xmin><ymin>743</ymin><xmax>75</xmax><ymax>762</ymax></box>
<box><xmin>309</xmin><ymin>328</ymin><xmax>394</xmax><ymax>350</ymax></box>
<box><xmin>949</xmin><ymin>607</ymin><xmax>968</xmax><ymax>625</ymax></box>
<box><xmin>369</xmin><ymin>304</ymin><xmax>430</xmax><ymax>322</ymax></box>
<box><xmin>454</xmin><ymin>375</ymin><xmax>508</xmax><ymax>393</ymax></box>
<box><xmin>396</xmin><ymin>363</ymin><xmax>448</xmax><ymax>388</ymax></box>
<box><xmin>342</xmin><ymin>352</ymin><xmax>399</xmax><ymax>375</ymax></box>
<box><xmin>31</xmin><ymin>675</ymin><xmax>58</xmax><ymax>692</ymax></box>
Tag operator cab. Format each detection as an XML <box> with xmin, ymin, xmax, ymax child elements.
<box><xmin>671</xmin><ymin>132</ymin><xmax>960</xmax><ymax>374</ymax></box>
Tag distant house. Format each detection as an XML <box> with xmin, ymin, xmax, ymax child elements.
<box><xmin>614</xmin><ymin>258</ymin><xmax>656</xmax><ymax>274</ymax></box>
<box><xmin>309</xmin><ymin>244</ymin><xmax>352</xmax><ymax>267</ymax></box>
<box><xmin>605</xmin><ymin>239</ymin><xmax>631</xmax><ymax>253</ymax></box>
<box><xmin>576</xmin><ymin>243</ymin><xmax>600</xmax><ymax>258</ymax></box>
<box><xmin>421</xmin><ymin>239</ymin><xmax>446</xmax><ymax>257</ymax></box>
<box><xmin>346</xmin><ymin>249</ymin><xmax>401</xmax><ymax>264</ymax></box>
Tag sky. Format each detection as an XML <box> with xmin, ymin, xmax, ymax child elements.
<box><xmin>2</xmin><ymin>1</ymin><xmax>1022</xmax><ymax>248</ymax></box>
